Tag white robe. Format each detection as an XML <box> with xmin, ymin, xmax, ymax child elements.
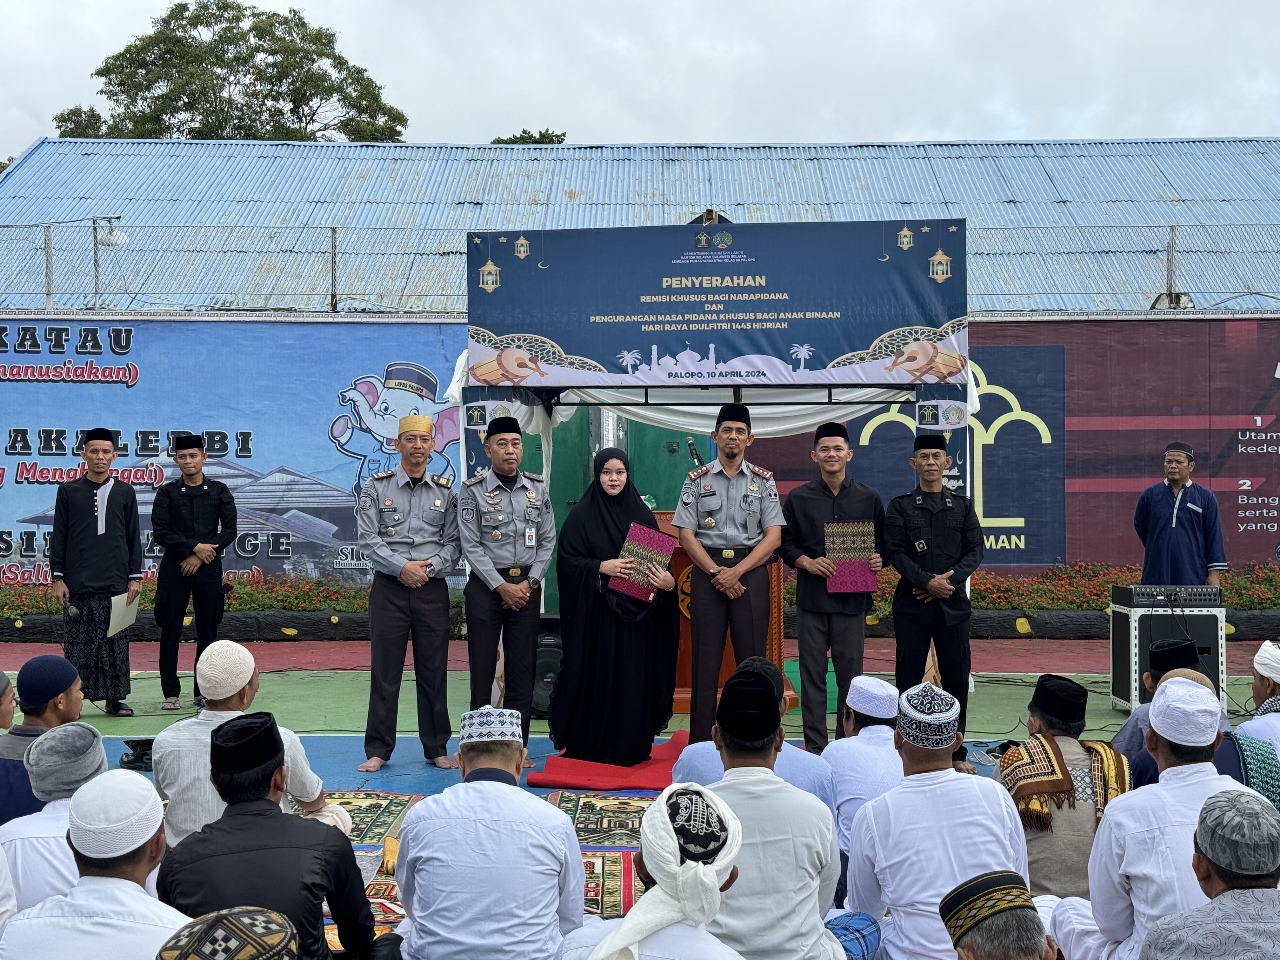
<box><xmin>1050</xmin><ymin>763</ymin><xmax>1261</xmax><ymax>960</ymax></box>
<box><xmin>846</xmin><ymin>767</ymin><xmax>1028</xmax><ymax>960</ymax></box>
<box><xmin>820</xmin><ymin>725</ymin><xmax>903</xmax><ymax>854</ymax></box>
<box><xmin>557</xmin><ymin>916</ymin><xmax>747</xmax><ymax>959</ymax></box>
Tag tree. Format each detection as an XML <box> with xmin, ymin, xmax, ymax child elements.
<box><xmin>616</xmin><ymin>349</ymin><xmax>642</xmax><ymax>373</ymax></box>
<box><xmin>790</xmin><ymin>343</ymin><xmax>814</xmax><ymax>370</ymax></box>
<box><xmin>53</xmin><ymin>0</ymin><xmax>406</xmax><ymax>142</ymax></box>
<box><xmin>491</xmin><ymin>128</ymin><xmax>566</xmax><ymax>145</ymax></box>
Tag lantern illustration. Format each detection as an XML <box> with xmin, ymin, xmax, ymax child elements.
<box><xmin>478</xmin><ymin>259</ymin><xmax>500</xmax><ymax>293</ymax></box>
<box><xmin>897</xmin><ymin>225</ymin><xmax>914</xmax><ymax>251</ymax></box>
<box><xmin>928</xmin><ymin>248</ymin><xmax>951</xmax><ymax>283</ymax></box>
<box><xmin>514</xmin><ymin>235</ymin><xmax>530</xmax><ymax>259</ymax></box>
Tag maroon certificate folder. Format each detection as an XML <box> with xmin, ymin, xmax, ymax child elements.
<box><xmin>824</xmin><ymin>521</ymin><xmax>878</xmax><ymax>593</ymax></box>
<box><xmin>608</xmin><ymin>523</ymin><xmax>678</xmax><ymax>603</ymax></box>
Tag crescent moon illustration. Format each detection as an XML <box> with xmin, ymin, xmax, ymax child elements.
<box><xmin>878</xmin><ymin>254</ymin><xmax>890</xmax><ymax>262</ymax></box>
<box><xmin>537</xmin><ymin>261</ymin><xmax>550</xmax><ymax>269</ymax></box>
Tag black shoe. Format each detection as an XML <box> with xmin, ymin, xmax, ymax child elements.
<box><xmin>120</xmin><ymin>738</ymin><xmax>155</xmax><ymax>772</ymax></box>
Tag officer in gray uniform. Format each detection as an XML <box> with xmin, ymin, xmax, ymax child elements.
<box><xmin>672</xmin><ymin>403</ymin><xmax>785</xmax><ymax>742</ymax></box>
<box><xmin>459</xmin><ymin>415</ymin><xmax>556</xmax><ymax>744</ymax></box>
<box><xmin>356</xmin><ymin>414</ymin><xmax>460</xmax><ymax>772</ymax></box>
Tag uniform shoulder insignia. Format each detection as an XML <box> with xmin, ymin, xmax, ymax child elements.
<box><xmin>431</xmin><ymin>474</ymin><xmax>452</xmax><ymax>487</ymax></box>
<box><xmin>371</xmin><ymin>470</ymin><xmax>396</xmax><ymax>480</ymax></box>
<box><xmin>687</xmin><ymin>465</ymin><xmax>710</xmax><ymax>480</ymax></box>
<box><xmin>463</xmin><ymin>473</ymin><xmax>485</xmax><ymax>486</ymax></box>
<box><xmin>749</xmin><ymin>464</ymin><xmax>774</xmax><ymax>481</ymax></box>
<box><xmin>522</xmin><ymin>471</ymin><xmax>544</xmax><ymax>483</ymax></box>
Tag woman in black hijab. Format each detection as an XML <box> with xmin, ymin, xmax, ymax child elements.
<box><xmin>550</xmin><ymin>448</ymin><xmax>679</xmax><ymax>765</ymax></box>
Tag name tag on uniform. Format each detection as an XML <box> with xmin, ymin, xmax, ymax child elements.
<box><xmin>526</xmin><ymin>525</ymin><xmax>537</xmax><ymax>547</ymax></box>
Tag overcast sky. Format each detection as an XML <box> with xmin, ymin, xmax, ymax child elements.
<box><xmin>3</xmin><ymin>1</ymin><xmax>1278</xmax><ymax>162</ymax></box>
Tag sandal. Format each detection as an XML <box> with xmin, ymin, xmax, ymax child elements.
<box><xmin>162</xmin><ymin>697</ymin><xmax>181</xmax><ymax>711</ymax></box>
<box><xmin>106</xmin><ymin>700</ymin><xmax>135</xmax><ymax>717</ymax></box>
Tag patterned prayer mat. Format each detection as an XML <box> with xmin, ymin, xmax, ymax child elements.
<box><xmin>583</xmin><ymin>849</ymin><xmax>643</xmax><ymax>918</ymax></box>
<box><xmin>326</xmin><ymin>789</ymin><xmax>424</xmax><ymax>844</ymax></box>
<box><xmin>321</xmin><ymin>797</ymin><xmax>417</xmax><ymax>952</ymax></box>
<box><xmin>547</xmin><ymin>790</ymin><xmax>657</xmax><ymax>847</ymax></box>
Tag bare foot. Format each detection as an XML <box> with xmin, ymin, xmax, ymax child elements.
<box><xmin>357</xmin><ymin>757</ymin><xmax>386</xmax><ymax>772</ymax></box>
<box><xmin>953</xmin><ymin>760</ymin><xmax>977</xmax><ymax>775</ymax></box>
<box><xmin>429</xmin><ymin>756</ymin><xmax>459</xmax><ymax>770</ymax></box>
<box><xmin>522</xmin><ymin>758</ymin><xmax>536</xmax><ymax>769</ymax></box>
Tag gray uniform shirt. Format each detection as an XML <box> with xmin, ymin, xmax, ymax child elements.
<box><xmin>356</xmin><ymin>465</ymin><xmax>460</xmax><ymax>579</ymax></box>
<box><xmin>458</xmin><ymin>469</ymin><xmax>556</xmax><ymax>589</ymax></box>
<box><xmin>671</xmin><ymin>459</ymin><xmax>784</xmax><ymax>550</ymax></box>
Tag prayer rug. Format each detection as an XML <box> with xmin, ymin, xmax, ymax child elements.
<box><xmin>527</xmin><ymin>730</ymin><xmax>689</xmax><ymax>790</ymax></box>
<box><xmin>582</xmin><ymin>849</ymin><xmax>644</xmax><ymax>918</ymax></box>
<box><xmin>321</xmin><ymin>801</ymin><xmax>415</xmax><ymax>952</ymax></box>
<box><xmin>547</xmin><ymin>791</ymin><xmax>658</xmax><ymax>847</ymax></box>
<box><xmin>325</xmin><ymin>789</ymin><xmax>424</xmax><ymax>844</ymax></box>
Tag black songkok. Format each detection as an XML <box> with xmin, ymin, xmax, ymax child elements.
<box><xmin>485</xmin><ymin>416</ymin><xmax>521</xmax><ymax>439</ymax></box>
<box><xmin>210</xmin><ymin>712</ymin><xmax>284</xmax><ymax>774</ymax></box>
<box><xmin>1149</xmin><ymin>637</ymin><xmax>1199</xmax><ymax>675</ymax></box>
<box><xmin>666</xmin><ymin>788</ymin><xmax>730</xmax><ymax>864</ymax></box>
<box><xmin>733</xmin><ymin>655</ymin><xmax>784</xmax><ymax>701</ymax></box>
<box><xmin>716</xmin><ymin>672</ymin><xmax>781</xmax><ymax>742</ymax></box>
<box><xmin>813</xmin><ymin>422</ymin><xmax>849</xmax><ymax>445</ymax></box>
<box><xmin>174</xmin><ymin>434</ymin><xmax>204</xmax><ymax>451</ymax></box>
<box><xmin>82</xmin><ymin>427</ymin><xmax>114</xmax><ymax>445</ymax></box>
<box><xmin>938</xmin><ymin>870</ymin><xmax>1036</xmax><ymax>946</ymax></box>
<box><xmin>913</xmin><ymin>434</ymin><xmax>947</xmax><ymax>452</ymax></box>
<box><xmin>1165</xmin><ymin>440</ymin><xmax>1195</xmax><ymax>460</ymax></box>
<box><xmin>1029</xmin><ymin>674</ymin><xmax>1088</xmax><ymax>725</ymax></box>
<box><xmin>715</xmin><ymin>403</ymin><xmax>751</xmax><ymax>431</ymax></box>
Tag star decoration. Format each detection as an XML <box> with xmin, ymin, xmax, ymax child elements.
<box><xmin>948</xmin><ymin>225</ymin><xmax>958</xmax><ymax>232</ymax></box>
<box><xmin>498</xmin><ymin>236</ymin><xmax>508</xmax><ymax>242</ymax></box>
<box><xmin>920</xmin><ymin>225</ymin><xmax>931</xmax><ymax>233</ymax></box>
<box><xmin>472</xmin><ymin>236</ymin><xmax>482</xmax><ymax>243</ymax></box>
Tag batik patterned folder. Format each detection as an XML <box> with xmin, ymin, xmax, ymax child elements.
<box><xmin>608</xmin><ymin>522</ymin><xmax>678</xmax><ymax>603</ymax></box>
<box><xmin>824</xmin><ymin>521</ymin><xmax>878</xmax><ymax>593</ymax></box>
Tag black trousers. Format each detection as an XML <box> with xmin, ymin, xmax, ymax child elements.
<box><xmin>796</xmin><ymin>608</ymin><xmax>865</xmax><ymax>754</ymax></box>
<box><xmin>365</xmin><ymin>574</ymin><xmax>452</xmax><ymax>761</ymax></box>
<box><xmin>688</xmin><ymin>562</ymin><xmax>770</xmax><ymax>743</ymax></box>
<box><xmin>465</xmin><ymin>572</ymin><xmax>542</xmax><ymax>744</ymax></box>
<box><xmin>154</xmin><ymin>576</ymin><xmax>224</xmax><ymax>699</ymax></box>
<box><xmin>894</xmin><ymin>601</ymin><xmax>972</xmax><ymax>761</ymax></box>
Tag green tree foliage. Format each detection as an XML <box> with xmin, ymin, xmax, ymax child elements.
<box><xmin>53</xmin><ymin>0</ymin><xmax>406</xmax><ymax>142</ymax></box>
<box><xmin>491</xmin><ymin>128</ymin><xmax>566</xmax><ymax>145</ymax></box>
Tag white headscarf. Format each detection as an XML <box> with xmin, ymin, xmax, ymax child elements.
<box><xmin>1254</xmin><ymin>640</ymin><xmax>1280</xmax><ymax>684</ymax></box>
<box><xmin>588</xmin><ymin>782</ymin><xmax>742</xmax><ymax>960</ymax></box>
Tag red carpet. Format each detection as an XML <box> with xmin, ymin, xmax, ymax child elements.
<box><xmin>527</xmin><ymin>730</ymin><xmax>690</xmax><ymax>790</ymax></box>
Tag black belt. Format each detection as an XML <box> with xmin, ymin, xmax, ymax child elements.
<box><xmin>471</xmin><ymin>566</ymin><xmax>530</xmax><ymax>581</ymax></box>
<box><xmin>376</xmin><ymin>571</ymin><xmax>441</xmax><ymax>585</ymax></box>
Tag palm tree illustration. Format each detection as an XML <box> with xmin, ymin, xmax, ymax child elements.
<box><xmin>617</xmin><ymin>349</ymin><xmax>643</xmax><ymax>373</ymax></box>
<box><xmin>790</xmin><ymin>343</ymin><xmax>814</xmax><ymax>371</ymax></box>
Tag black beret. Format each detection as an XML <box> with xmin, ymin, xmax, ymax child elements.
<box><xmin>1030</xmin><ymin>673</ymin><xmax>1088</xmax><ymax>725</ymax></box>
<box><xmin>174</xmin><ymin>434</ymin><xmax>204</xmax><ymax>451</ymax></box>
<box><xmin>485</xmin><ymin>416</ymin><xmax>521</xmax><ymax>439</ymax></box>
<box><xmin>82</xmin><ymin>428</ymin><xmax>114</xmax><ymax>445</ymax></box>
<box><xmin>210</xmin><ymin>712</ymin><xmax>284</xmax><ymax>774</ymax></box>
<box><xmin>813</xmin><ymin>422</ymin><xmax>849</xmax><ymax>445</ymax></box>
<box><xmin>716</xmin><ymin>672</ymin><xmax>781</xmax><ymax>741</ymax></box>
<box><xmin>715</xmin><ymin>403</ymin><xmax>751</xmax><ymax>430</ymax></box>
<box><xmin>913</xmin><ymin>434</ymin><xmax>948</xmax><ymax>452</ymax></box>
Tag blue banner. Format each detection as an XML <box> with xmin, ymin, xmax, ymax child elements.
<box><xmin>466</xmin><ymin>220</ymin><xmax>968</xmax><ymax>388</ymax></box>
<box><xmin>0</xmin><ymin>317</ymin><xmax>466</xmax><ymax>583</ymax></box>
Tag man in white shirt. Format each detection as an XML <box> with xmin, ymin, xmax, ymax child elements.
<box><xmin>559</xmin><ymin>783</ymin><xmax>746</xmax><ymax>960</ymax></box>
<box><xmin>672</xmin><ymin>657</ymin><xmax>836</xmax><ymax>816</ymax></box>
<box><xmin>0</xmin><ymin>720</ymin><xmax>107</xmax><ymax>911</ymax></box>
<box><xmin>0</xmin><ymin>849</ymin><xmax>14</xmax><ymax>933</ymax></box>
<box><xmin>706</xmin><ymin>672</ymin><xmax>849</xmax><ymax>960</ymax></box>
<box><xmin>151</xmin><ymin>640</ymin><xmax>346</xmax><ymax>845</ymax></box>
<box><xmin>1236</xmin><ymin>640</ymin><xmax>1280</xmax><ymax>753</ymax></box>
<box><xmin>1050</xmin><ymin>677</ymin><xmax>1262</xmax><ymax>960</ymax></box>
<box><xmin>821</xmin><ymin>675</ymin><xmax>903</xmax><ymax>907</ymax></box>
<box><xmin>0</xmin><ymin>769</ymin><xmax>189</xmax><ymax>959</ymax></box>
<box><xmin>395</xmin><ymin>706</ymin><xmax>584</xmax><ymax>960</ymax></box>
<box><xmin>846</xmin><ymin>683</ymin><xmax>1028</xmax><ymax>960</ymax></box>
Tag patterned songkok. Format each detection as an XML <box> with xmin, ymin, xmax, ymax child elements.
<box><xmin>1196</xmin><ymin>789</ymin><xmax>1280</xmax><ymax>876</ymax></box>
<box><xmin>666</xmin><ymin>788</ymin><xmax>729</xmax><ymax>864</ymax></box>
<box><xmin>938</xmin><ymin>870</ymin><xmax>1037</xmax><ymax>945</ymax></box>
<box><xmin>458</xmin><ymin>705</ymin><xmax>523</xmax><ymax>744</ymax></box>
<box><xmin>156</xmin><ymin>907</ymin><xmax>298</xmax><ymax>960</ymax></box>
<box><xmin>897</xmin><ymin>682</ymin><xmax>960</xmax><ymax>750</ymax></box>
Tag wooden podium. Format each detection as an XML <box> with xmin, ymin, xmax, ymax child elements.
<box><xmin>655</xmin><ymin>512</ymin><xmax>796</xmax><ymax>714</ymax></box>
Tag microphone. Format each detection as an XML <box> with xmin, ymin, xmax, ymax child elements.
<box><xmin>686</xmin><ymin>436</ymin><xmax>705</xmax><ymax>467</ymax></box>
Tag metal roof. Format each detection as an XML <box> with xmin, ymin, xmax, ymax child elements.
<box><xmin>2</xmin><ymin>137</ymin><xmax>1280</xmax><ymax>312</ymax></box>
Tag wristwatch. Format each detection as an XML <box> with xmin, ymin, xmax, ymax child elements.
<box><xmin>528</xmin><ymin>576</ymin><xmax>541</xmax><ymax>590</ymax></box>
<box><xmin>708</xmin><ymin>566</ymin><xmax>722</xmax><ymax>577</ymax></box>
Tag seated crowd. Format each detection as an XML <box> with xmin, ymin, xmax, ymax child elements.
<box><xmin>1</xmin><ymin>636</ymin><xmax>1280</xmax><ymax>960</ymax></box>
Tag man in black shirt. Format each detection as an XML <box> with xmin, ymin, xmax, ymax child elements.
<box><xmin>885</xmin><ymin>434</ymin><xmax>984</xmax><ymax>772</ymax></box>
<box><xmin>158</xmin><ymin>712</ymin><xmax>379</xmax><ymax>960</ymax></box>
<box><xmin>780</xmin><ymin>422</ymin><xmax>886</xmax><ymax>753</ymax></box>
<box><xmin>151</xmin><ymin>433</ymin><xmax>238</xmax><ymax>709</ymax></box>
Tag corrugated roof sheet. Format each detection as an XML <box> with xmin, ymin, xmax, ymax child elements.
<box><xmin>2</xmin><ymin>137</ymin><xmax>1280</xmax><ymax>311</ymax></box>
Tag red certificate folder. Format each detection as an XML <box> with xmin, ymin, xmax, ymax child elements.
<box><xmin>824</xmin><ymin>521</ymin><xmax>878</xmax><ymax>593</ymax></box>
<box><xmin>608</xmin><ymin>522</ymin><xmax>678</xmax><ymax>603</ymax></box>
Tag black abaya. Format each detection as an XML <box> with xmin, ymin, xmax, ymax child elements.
<box><xmin>549</xmin><ymin>449</ymin><xmax>678</xmax><ymax>765</ymax></box>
